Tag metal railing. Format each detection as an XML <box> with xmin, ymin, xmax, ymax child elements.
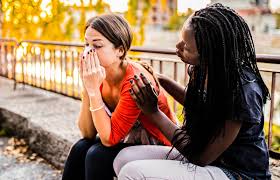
<box><xmin>0</xmin><ymin>39</ymin><xmax>279</xmax><ymax>158</ymax></box>
<box><xmin>0</xmin><ymin>38</ymin><xmax>17</xmax><ymax>89</ymax></box>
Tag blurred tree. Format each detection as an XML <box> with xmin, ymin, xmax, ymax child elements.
<box><xmin>78</xmin><ymin>0</ymin><xmax>110</xmax><ymax>41</ymax></box>
<box><xmin>164</xmin><ymin>8</ymin><xmax>193</xmax><ymax>31</ymax></box>
<box><xmin>1</xmin><ymin>0</ymin><xmax>110</xmax><ymax>41</ymax></box>
<box><xmin>275</xmin><ymin>13</ymin><xmax>280</xmax><ymax>29</ymax></box>
<box><xmin>40</xmin><ymin>0</ymin><xmax>69</xmax><ymax>41</ymax></box>
<box><xmin>161</xmin><ymin>0</ymin><xmax>167</xmax><ymax>12</ymax></box>
<box><xmin>94</xmin><ymin>0</ymin><xmax>109</xmax><ymax>14</ymax></box>
<box><xmin>1</xmin><ymin>0</ymin><xmax>69</xmax><ymax>41</ymax></box>
<box><xmin>125</xmin><ymin>0</ymin><xmax>151</xmax><ymax>46</ymax></box>
<box><xmin>0</xmin><ymin>0</ymin><xmax>3</xmax><ymax>37</ymax></box>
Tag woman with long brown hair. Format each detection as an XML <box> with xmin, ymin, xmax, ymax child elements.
<box><xmin>62</xmin><ymin>14</ymin><xmax>176</xmax><ymax>180</ymax></box>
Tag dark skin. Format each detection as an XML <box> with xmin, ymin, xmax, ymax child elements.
<box><xmin>129</xmin><ymin>18</ymin><xmax>242</xmax><ymax>167</ymax></box>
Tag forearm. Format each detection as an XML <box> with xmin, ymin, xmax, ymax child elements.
<box><xmin>148</xmin><ymin>110</ymin><xmax>193</xmax><ymax>160</ymax></box>
<box><xmin>187</xmin><ymin>120</ymin><xmax>242</xmax><ymax>167</ymax></box>
<box><xmin>78</xmin><ymin>91</ymin><xmax>97</xmax><ymax>138</ymax></box>
<box><xmin>158</xmin><ymin>74</ymin><xmax>185</xmax><ymax>105</ymax></box>
<box><xmin>147</xmin><ymin>110</ymin><xmax>179</xmax><ymax>142</ymax></box>
<box><xmin>89</xmin><ymin>93</ymin><xmax>112</xmax><ymax>146</ymax></box>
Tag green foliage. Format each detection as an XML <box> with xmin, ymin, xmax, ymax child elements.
<box><xmin>125</xmin><ymin>0</ymin><xmax>151</xmax><ymax>46</ymax></box>
<box><xmin>264</xmin><ymin>121</ymin><xmax>280</xmax><ymax>152</ymax></box>
<box><xmin>164</xmin><ymin>8</ymin><xmax>193</xmax><ymax>31</ymax></box>
<box><xmin>274</xmin><ymin>13</ymin><xmax>280</xmax><ymax>29</ymax></box>
<box><xmin>94</xmin><ymin>0</ymin><xmax>110</xmax><ymax>14</ymax></box>
<box><xmin>2</xmin><ymin>0</ymin><xmax>67</xmax><ymax>40</ymax></box>
<box><xmin>1</xmin><ymin>0</ymin><xmax>110</xmax><ymax>41</ymax></box>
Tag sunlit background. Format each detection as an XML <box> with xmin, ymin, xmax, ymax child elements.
<box><xmin>1</xmin><ymin>0</ymin><xmax>280</xmax><ymax>50</ymax></box>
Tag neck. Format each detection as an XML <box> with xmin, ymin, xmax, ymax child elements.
<box><xmin>104</xmin><ymin>60</ymin><xmax>128</xmax><ymax>87</ymax></box>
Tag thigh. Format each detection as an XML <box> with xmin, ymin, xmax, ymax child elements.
<box><xmin>85</xmin><ymin>142</ymin><xmax>131</xmax><ymax>180</ymax></box>
<box><xmin>62</xmin><ymin>138</ymin><xmax>99</xmax><ymax>180</ymax></box>
<box><xmin>114</xmin><ymin>145</ymin><xmax>184</xmax><ymax>175</ymax></box>
<box><xmin>118</xmin><ymin>160</ymin><xmax>229</xmax><ymax>180</ymax></box>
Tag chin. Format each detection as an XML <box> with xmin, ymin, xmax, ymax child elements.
<box><xmin>101</xmin><ymin>62</ymin><xmax>113</xmax><ymax>68</ymax></box>
<box><xmin>179</xmin><ymin>57</ymin><xmax>189</xmax><ymax>64</ymax></box>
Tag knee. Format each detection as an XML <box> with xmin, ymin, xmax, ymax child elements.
<box><xmin>69</xmin><ymin>138</ymin><xmax>94</xmax><ymax>154</ymax></box>
<box><xmin>69</xmin><ymin>139</ymin><xmax>93</xmax><ymax>155</ymax></box>
<box><xmin>113</xmin><ymin>147</ymin><xmax>136</xmax><ymax>176</ymax></box>
<box><xmin>118</xmin><ymin>161</ymin><xmax>144</xmax><ymax>180</ymax></box>
<box><xmin>85</xmin><ymin>143</ymin><xmax>103</xmax><ymax>165</ymax></box>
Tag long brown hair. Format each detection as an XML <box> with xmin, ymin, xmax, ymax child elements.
<box><xmin>85</xmin><ymin>14</ymin><xmax>133</xmax><ymax>60</ymax></box>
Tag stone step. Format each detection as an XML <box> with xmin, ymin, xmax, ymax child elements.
<box><xmin>0</xmin><ymin>77</ymin><xmax>81</xmax><ymax>169</ymax></box>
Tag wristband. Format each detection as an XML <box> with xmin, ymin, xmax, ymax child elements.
<box><xmin>89</xmin><ymin>104</ymin><xmax>104</xmax><ymax>112</ymax></box>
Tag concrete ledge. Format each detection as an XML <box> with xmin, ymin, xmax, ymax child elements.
<box><xmin>0</xmin><ymin>77</ymin><xmax>81</xmax><ymax>169</ymax></box>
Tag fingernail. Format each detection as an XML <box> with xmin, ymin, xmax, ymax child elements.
<box><xmin>134</xmin><ymin>75</ymin><xmax>138</xmax><ymax>79</ymax></box>
<box><xmin>90</xmin><ymin>49</ymin><xmax>92</xmax><ymax>52</ymax></box>
<box><xmin>82</xmin><ymin>56</ymin><xmax>84</xmax><ymax>59</ymax></box>
<box><xmin>87</xmin><ymin>52</ymin><xmax>89</xmax><ymax>54</ymax></box>
<box><xmin>140</xmin><ymin>73</ymin><xmax>144</xmax><ymax>77</ymax></box>
<box><xmin>129</xmin><ymin>79</ymin><xmax>133</xmax><ymax>84</ymax></box>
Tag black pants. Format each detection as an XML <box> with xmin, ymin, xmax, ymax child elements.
<box><xmin>62</xmin><ymin>137</ymin><xmax>131</xmax><ymax>180</ymax></box>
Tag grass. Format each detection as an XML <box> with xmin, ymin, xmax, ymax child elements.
<box><xmin>264</xmin><ymin>122</ymin><xmax>280</xmax><ymax>152</ymax></box>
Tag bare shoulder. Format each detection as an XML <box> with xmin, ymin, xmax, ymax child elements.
<box><xmin>128</xmin><ymin>60</ymin><xmax>157</xmax><ymax>85</ymax></box>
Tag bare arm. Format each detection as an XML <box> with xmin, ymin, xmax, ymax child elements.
<box><xmin>78</xmin><ymin>90</ymin><xmax>123</xmax><ymax>147</ymax></box>
<box><xmin>88</xmin><ymin>92</ymin><xmax>113</xmax><ymax>147</ymax></box>
<box><xmin>147</xmin><ymin>110</ymin><xmax>179</xmax><ymax>141</ymax></box>
<box><xmin>130</xmin><ymin>73</ymin><xmax>242</xmax><ymax>166</ymax></box>
<box><xmin>78</xmin><ymin>49</ymin><xmax>113</xmax><ymax>146</ymax></box>
<box><xmin>192</xmin><ymin>120</ymin><xmax>242</xmax><ymax>166</ymax></box>
<box><xmin>77</xmin><ymin>90</ymin><xmax>97</xmax><ymax>139</ymax></box>
<box><xmin>157</xmin><ymin>73</ymin><xmax>186</xmax><ymax>105</ymax></box>
<box><xmin>145</xmin><ymin>110</ymin><xmax>242</xmax><ymax>166</ymax></box>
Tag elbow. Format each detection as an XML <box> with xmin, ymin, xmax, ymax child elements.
<box><xmin>100</xmin><ymin>138</ymin><xmax>113</xmax><ymax>147</ymax></box>
<box><xmin>80</xmin><ymin>132</ymin><xmax>95</xmax><ymax>139</ymax></box>
<box><xmin>78</xmin><ymin>123</ymin><xmax>96</xmax><ymax>139</ymax></box>
<box><xmin>194</xmin><ymin>161</ymin><xmax>208</xmax><ymax>167</ymax></box>
<box><xmin>99</xmin><ymin>133</ymin><xmax>116</xmax><ymax>147</ymax></box>
<box><xmin>189</xmin><ymin>156</ymin><xmax>211</xmax><ymax>167</ymax></box>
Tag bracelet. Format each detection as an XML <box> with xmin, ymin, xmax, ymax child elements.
<box><xmin>89</xmin><ymin>103</ymin><xmax>104</xmax><ymax>112</ymax></box>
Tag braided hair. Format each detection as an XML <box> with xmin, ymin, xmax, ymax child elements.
<box><xmin>171</xmin><ymin>3</ymin><xmax>269</xmax><ymax>160</ymax></box>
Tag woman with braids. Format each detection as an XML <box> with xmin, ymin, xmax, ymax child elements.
<box><xmin>113</xmin><ymin>3</ymin><xmax>271</xmax><ymax>180</ymax></box>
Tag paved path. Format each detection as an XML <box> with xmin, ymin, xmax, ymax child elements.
<box><xmin>0</xmin><ymin>136</ymin><xmax>62</xmax><ymax>180</ymax></box>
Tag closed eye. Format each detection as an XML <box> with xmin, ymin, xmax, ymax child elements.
<box><xmin>93</xmin><ymin>45</ymin><xmax>102</xmax><ymax>49</ymax></box>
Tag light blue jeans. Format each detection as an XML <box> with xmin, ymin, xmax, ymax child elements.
<box><xmin>114</xmin><ymin>145</ymin><xmax>230</xmax><ymax>180</ymax></box>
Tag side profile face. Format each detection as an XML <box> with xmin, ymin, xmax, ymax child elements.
<box><xmin>84</xmin><ymin>27</ymin><xmax>123</xmax><ymax>68</ymax></box>
<box><xmin>176</xmin><ymin>17</ymin><xmax>199</xmax><ymax>65</ymax></box>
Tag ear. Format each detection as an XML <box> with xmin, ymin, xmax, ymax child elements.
<box><xmin>116</xmin><ymin>46</ymin><xmax>125</xmax><ymax>59</ymax></box>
